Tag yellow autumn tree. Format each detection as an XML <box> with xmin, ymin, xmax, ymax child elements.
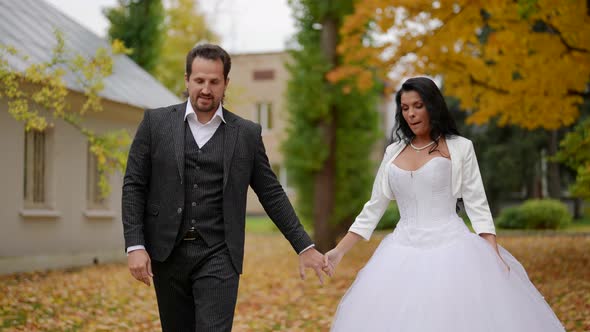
<box><xmin>0</xmin><ymin>30</ymin><xmax>131</xmax><ymax>197</ymax></box>
<box><xmin>330</xmin><ymin>0</ymin><xmax>590</xmax><ymax>130</ymax></box>
<box><xmin>154</xmin><ymin>0</ymin><xmax>218</xmax><ymax>96</ymax></box>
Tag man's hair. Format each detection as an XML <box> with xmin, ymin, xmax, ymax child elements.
<box><xmin>185</xmin><ymin>43</ymin><xmax>231</xmax><ymax>80</ymax></box>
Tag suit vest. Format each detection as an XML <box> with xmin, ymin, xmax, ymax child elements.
<box><xmin>177</xmin><ymin>121</ymin><xmax>225</xmax><ymax>246</ymax></box>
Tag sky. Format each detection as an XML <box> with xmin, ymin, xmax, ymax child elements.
<box><xmin>44</xmin><ymin>0</ymin><xmax>297</xmax><ymax>54</ymax></box>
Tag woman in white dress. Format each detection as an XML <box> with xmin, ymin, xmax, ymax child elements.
<box><xmin>323</xmin><ymin>77</ymin><xmax>565</xmax><ymax>332</ymax></box>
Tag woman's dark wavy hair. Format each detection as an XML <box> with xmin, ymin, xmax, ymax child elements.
<box><xmin>393</xmin><ymin>77</ymin><xmax>460</xmax><ymax>150</ymax></box>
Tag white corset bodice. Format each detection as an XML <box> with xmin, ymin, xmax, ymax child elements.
<box><xmin>388</xmin><ymin>157</ymin><xmax>469</xmax><ymax>248</ymax></box>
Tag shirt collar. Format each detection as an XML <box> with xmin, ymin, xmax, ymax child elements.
<box><xmin>184</xmin><ymin>100</ymin><xmax>226</xmax><ymax>124</ymax></box>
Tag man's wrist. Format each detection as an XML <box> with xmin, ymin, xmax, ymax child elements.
<box><xmin>298</xmin><ymin>244</ymin><xmax>315</xmax><ymax>255</ymax></box>
<box><xmin>126</xmin><ymin>245</ymin><xmax>146</xmax><ymax>255</ymax></box>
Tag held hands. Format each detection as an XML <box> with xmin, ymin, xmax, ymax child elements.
<box><xmin>127</xmin><ymin>249</ymin><xmax>153</xmax><ymax>286</ymax></box>
<box><xmin>323</xmin><ymin>248</ymin><xmax>344</xmax><ymax>275</ymax></box>
<box><xmin>299</xmin><ymin>248</ymin><xmax>334</xmax><ymax>285</ymax></box>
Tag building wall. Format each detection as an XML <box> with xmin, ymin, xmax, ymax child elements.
<box><xmin>228</xmin><ymin>52</ymin><xmax>294</xmax><ymax>215</ymax></box>
<box><xmin>0</xmin><ymin>92</ymin><xmax>143</xmax><ymax>273</ymax></box>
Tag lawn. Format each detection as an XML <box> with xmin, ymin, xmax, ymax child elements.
<box><xmin>1</xmin><ymin>232</ymin><xmax>589</xmax><ymax>331</ymax></box>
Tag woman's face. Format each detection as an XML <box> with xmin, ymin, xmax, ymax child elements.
<box><xmin>400</xmin><ymin>90</ymin><xmax>431</xmax><ymax>137</ymax></box>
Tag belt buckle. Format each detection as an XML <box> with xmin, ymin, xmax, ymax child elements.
<box><xmin>183</xmin><ymin>228</ymin><xmax>197</xmax><ymax>241</ymax></box>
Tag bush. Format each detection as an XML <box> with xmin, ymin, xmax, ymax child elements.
<box><xmin>376</xmin><ymin>203</ymin><xmax>400</xmax><ymax>230</ymax></box>
<box><xmin>495</xmin><ymin>206</ymin><xmax>527</xmax><ymax>229</ymax></box>
<box><xmin>497</xmin><ymin>199</ymin><xmax>572</xmax><ymax>230</ymax></box>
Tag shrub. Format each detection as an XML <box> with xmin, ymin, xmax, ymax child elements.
<box><xmin>376</xmin><ymin>204</ymin><xmax>400</xmax><ymax>230</ymax></box>
<box><xmin>496</xmin><ymin>206</ymin><xmax>528</xmax><ymax>229</ymax></box>
<box><xmin>497</xmin><ymin>199</ymin><xmax>572</xmax><ymax>230</ymax></box>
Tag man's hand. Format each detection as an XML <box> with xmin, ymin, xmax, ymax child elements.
<box><xmin>127</xmin><ymin>249</ymin><xmax>153</xmax><ymax>286</ymax></box>
<box><xmin>299</xmin><ymin>248</ymin><xmax>332</xmax><ymax>285</ymax></box>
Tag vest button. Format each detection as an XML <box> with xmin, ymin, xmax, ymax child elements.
<box><xmin>177</xmin><ymin>208</ymin><xmax>182</xmax><ymax>214</ymax></box>
<box><xmin>191</xmin><ymin>202</ymin><xmax>197</xmax><ymax>207</ymax></box>
<box><xmin>193</xmin><ymin>184</ymin><xmax>198</xmax><ymax>189</ymax></box>
<box><xmin>191</xmin><ymin>219</ymin><xmax>196</xmax><ymax>225</ymax></box>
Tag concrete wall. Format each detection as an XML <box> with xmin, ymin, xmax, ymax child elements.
<box><xmin>0</xmin><ymin>92</ymin><xmax>143</xmax><ymax>273</ymax></box>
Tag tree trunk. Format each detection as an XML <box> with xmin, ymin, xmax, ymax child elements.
<box><xmin>313</xmin><ymin>15</ymin><xmax>339</xmax><ymax>252</ymax></box>
<box><xmin>312</xmin><ymin>120</ymin><xmax>337</xmax><ymax>252</ymax></box>
<box><xmin>546</xmin><ymin>130</ymin><xmax>561</xmax><ymax>199</ymax></box>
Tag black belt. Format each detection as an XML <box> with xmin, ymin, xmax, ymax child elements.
<box><xmin>183</xmin><ymin>227</ymin><xmax>198</xmax><ymax>241</ymax></box>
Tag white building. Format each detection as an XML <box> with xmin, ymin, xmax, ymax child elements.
<box><xmin>0</xmin><ymin>0</ymin><xmax>180</xmax><ymax>274</ymax></box>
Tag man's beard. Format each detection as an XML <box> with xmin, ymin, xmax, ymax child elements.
<box><xmin>189</xmin><ymin>92</ymin><xmax>224</xmax><ymax>113</ymax></box>
<box><xmin>191</xmin><ymin>96</ymin><xmax>219</xmax><ymax>113</ymax></box>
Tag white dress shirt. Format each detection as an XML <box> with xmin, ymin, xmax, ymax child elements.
<box><xmin>184</xmin><ymin>101</ymin><xmax>226</xmax><ymax>147</ymax></box>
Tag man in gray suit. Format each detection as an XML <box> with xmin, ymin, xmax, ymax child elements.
<box><xmin>122</xmin><ymin>44</ymin><xmax>329</xmax><ymax>331</ymax></box>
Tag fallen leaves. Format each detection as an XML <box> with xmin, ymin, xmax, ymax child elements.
<box><xmin>1</xmin><ymin>233</ymin><xmax>588</xmax><ymax>331</ymax></box>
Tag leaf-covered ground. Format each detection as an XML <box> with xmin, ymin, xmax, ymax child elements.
<box><xmin>1</xmin><ymin>234</ymin><xmax>588</xmax><ymax>331</ymax></box>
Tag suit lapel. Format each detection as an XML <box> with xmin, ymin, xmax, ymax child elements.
<box><xmin>222</xmin><ymin>108</ymin><xmax>239</xmax><ymax>190</ymax></box>
<box><xmin>171</xmin><ymin>102</ymin><xmax>187</xmax><ymax>184</ymax></box>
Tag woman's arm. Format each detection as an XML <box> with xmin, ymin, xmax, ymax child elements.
<box><xmin>460</xmin><ymin>140</ymin><xmax>496</xmax><ymax>235</ymax></box>
<box><xmin>323</xmin><ymin>145</ymin><xmax>398</xmax><ymax>274</ymax></box>
<box><xmin>460</xmin><ymin>140</ymin><xmax>508</xmax><ymax>270</ymax></box>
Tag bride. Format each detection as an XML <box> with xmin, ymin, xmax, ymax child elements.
<box><xmin>324</xmin><ymin>77</ymin><xmax>565</xmax><ymax>331</ymax></box>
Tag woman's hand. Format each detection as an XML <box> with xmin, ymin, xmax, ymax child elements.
<box><xmin>479</xmin><ymin>233</ymin><xmax>510</xmax><ymax>272</ymax></box>
<box><xmin>323</xmin><ymin>248</ymin><xmax>345</xmax><ymax>275</ymax></box>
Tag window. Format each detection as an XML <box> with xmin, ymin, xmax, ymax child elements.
<box><xmin>253</xmin><ymin>69</ymin><xmax>275</xmax><ymax>81</ymax></box>
<box><xmin>271</xmin><ymin>163</ymin><xmax>292</xmax><ymax>191</ymax></box>
<box><xmin>87</xmin><ymin>146</ymin><xmax>107</xmax><ymax>209</ymax></box>
<box><xmin>23</xmin><ymin>130</ymin><xmax>47</xmax><ymax>207</ymax></box>
<box><xmin>256</xmin><ymin>102</ymin><xmax>273</xmax><ymax>131</ymax></box>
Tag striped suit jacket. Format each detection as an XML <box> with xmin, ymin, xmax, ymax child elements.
<box><xmin>122</xmin><ymin>102</ymin><xmax>313</xmax><ymax>273</ymax></box>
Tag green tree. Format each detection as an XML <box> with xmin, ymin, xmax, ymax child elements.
<box><xmin>0</xmin><ymin>31</ymin><xmax>131</xmax><ymax>197</ymax></box>
<box><xmin>284</xmin><ymin>0</ymin><xmax>381</xmax><ymax>251</ymax></box>
<box><xmin>452</xmin><ymin>98</ymin><xmax>547</xmax><ymax>215</ymax></box>
<box><xmin>554</xmin><ymin>117</ymin><xmax>590</xmax><ymax>201</ymax></box>
<box><xmin>104</xmin><ymin>0</ymin><xmax>165</xmax><ymax>74</ymax></box>
<box><xmin>154</xmin><ymin>0</ymin><xmax>218</xmax><ymax>96</ymax></box>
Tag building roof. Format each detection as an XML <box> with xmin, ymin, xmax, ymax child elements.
<box><xmin>0</xmin><ymin>0</ymin><xmax>180</xmax><ymax>109</ymax></box>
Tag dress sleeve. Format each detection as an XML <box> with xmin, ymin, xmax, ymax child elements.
<box><xmin>460</xmin><ymin>141</ymin><xmax>496</xmax><ymax>235</ymax></box>
<box><xmin>348</xmin><ymin>149</ymin><xmax>394</xmax><ymax>240</ymax></box>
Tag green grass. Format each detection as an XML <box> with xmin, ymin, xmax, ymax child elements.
<box><xmin>566</xmin><ymin>216</ymin><xmax>590</xmax><ymax>232</ymax></box>
<box><xmin>245</xmin><ymin>216</ymin><xmax>278</xmax><ymax>233</ymax></box>
<box><xmin>246</xmin><ymin>214</ymin><xmax>590</xmax><ymax>235</ymax></box>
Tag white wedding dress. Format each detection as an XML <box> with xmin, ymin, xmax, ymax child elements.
<box><xmin>331</xmin><ymin>157</ymin><xmax>565</xmax><ymax>332</ymax></box>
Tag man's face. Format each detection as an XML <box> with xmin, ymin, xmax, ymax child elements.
<box><xmin>185</xmin><ymin>57</ymin><xmax>228</xmax><ymax>114</ymax></box>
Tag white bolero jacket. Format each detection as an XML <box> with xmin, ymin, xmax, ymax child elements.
<box><xmin>349</xmin><ymin>135</ymin><xmax>496</xmax><ymax>240</ymax></box>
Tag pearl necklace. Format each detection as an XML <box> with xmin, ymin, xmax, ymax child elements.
<box><xmin>410</xmin><ymin>136</ymin><xmax>440</xmax><ymax>152</ymax></box>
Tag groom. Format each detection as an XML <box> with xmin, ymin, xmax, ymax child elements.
<box><xmin>122</xmin><ymin>43</ymin><xmax>329</xmax><ymax>331</ymax></box>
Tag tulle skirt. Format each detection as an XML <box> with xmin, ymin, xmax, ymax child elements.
<box><xmin>331</xmin><ymin>220</ymin><xmax>565</xmax><ymax>332</ymax></box>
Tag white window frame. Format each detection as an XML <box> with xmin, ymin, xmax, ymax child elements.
<box><xmin>256</xmin><ymin>102</ymin><xmax>273</xmax><ymax>132</ymax></box>
<box><xmin>23</xmin><ymin>129</ymin><xmax>47</xmax><ymax>208</ymax></box>
<box><xmin>86</xmin><ymin>145</ymin><xmax>108</xmax><ymax>210</ymax></box>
